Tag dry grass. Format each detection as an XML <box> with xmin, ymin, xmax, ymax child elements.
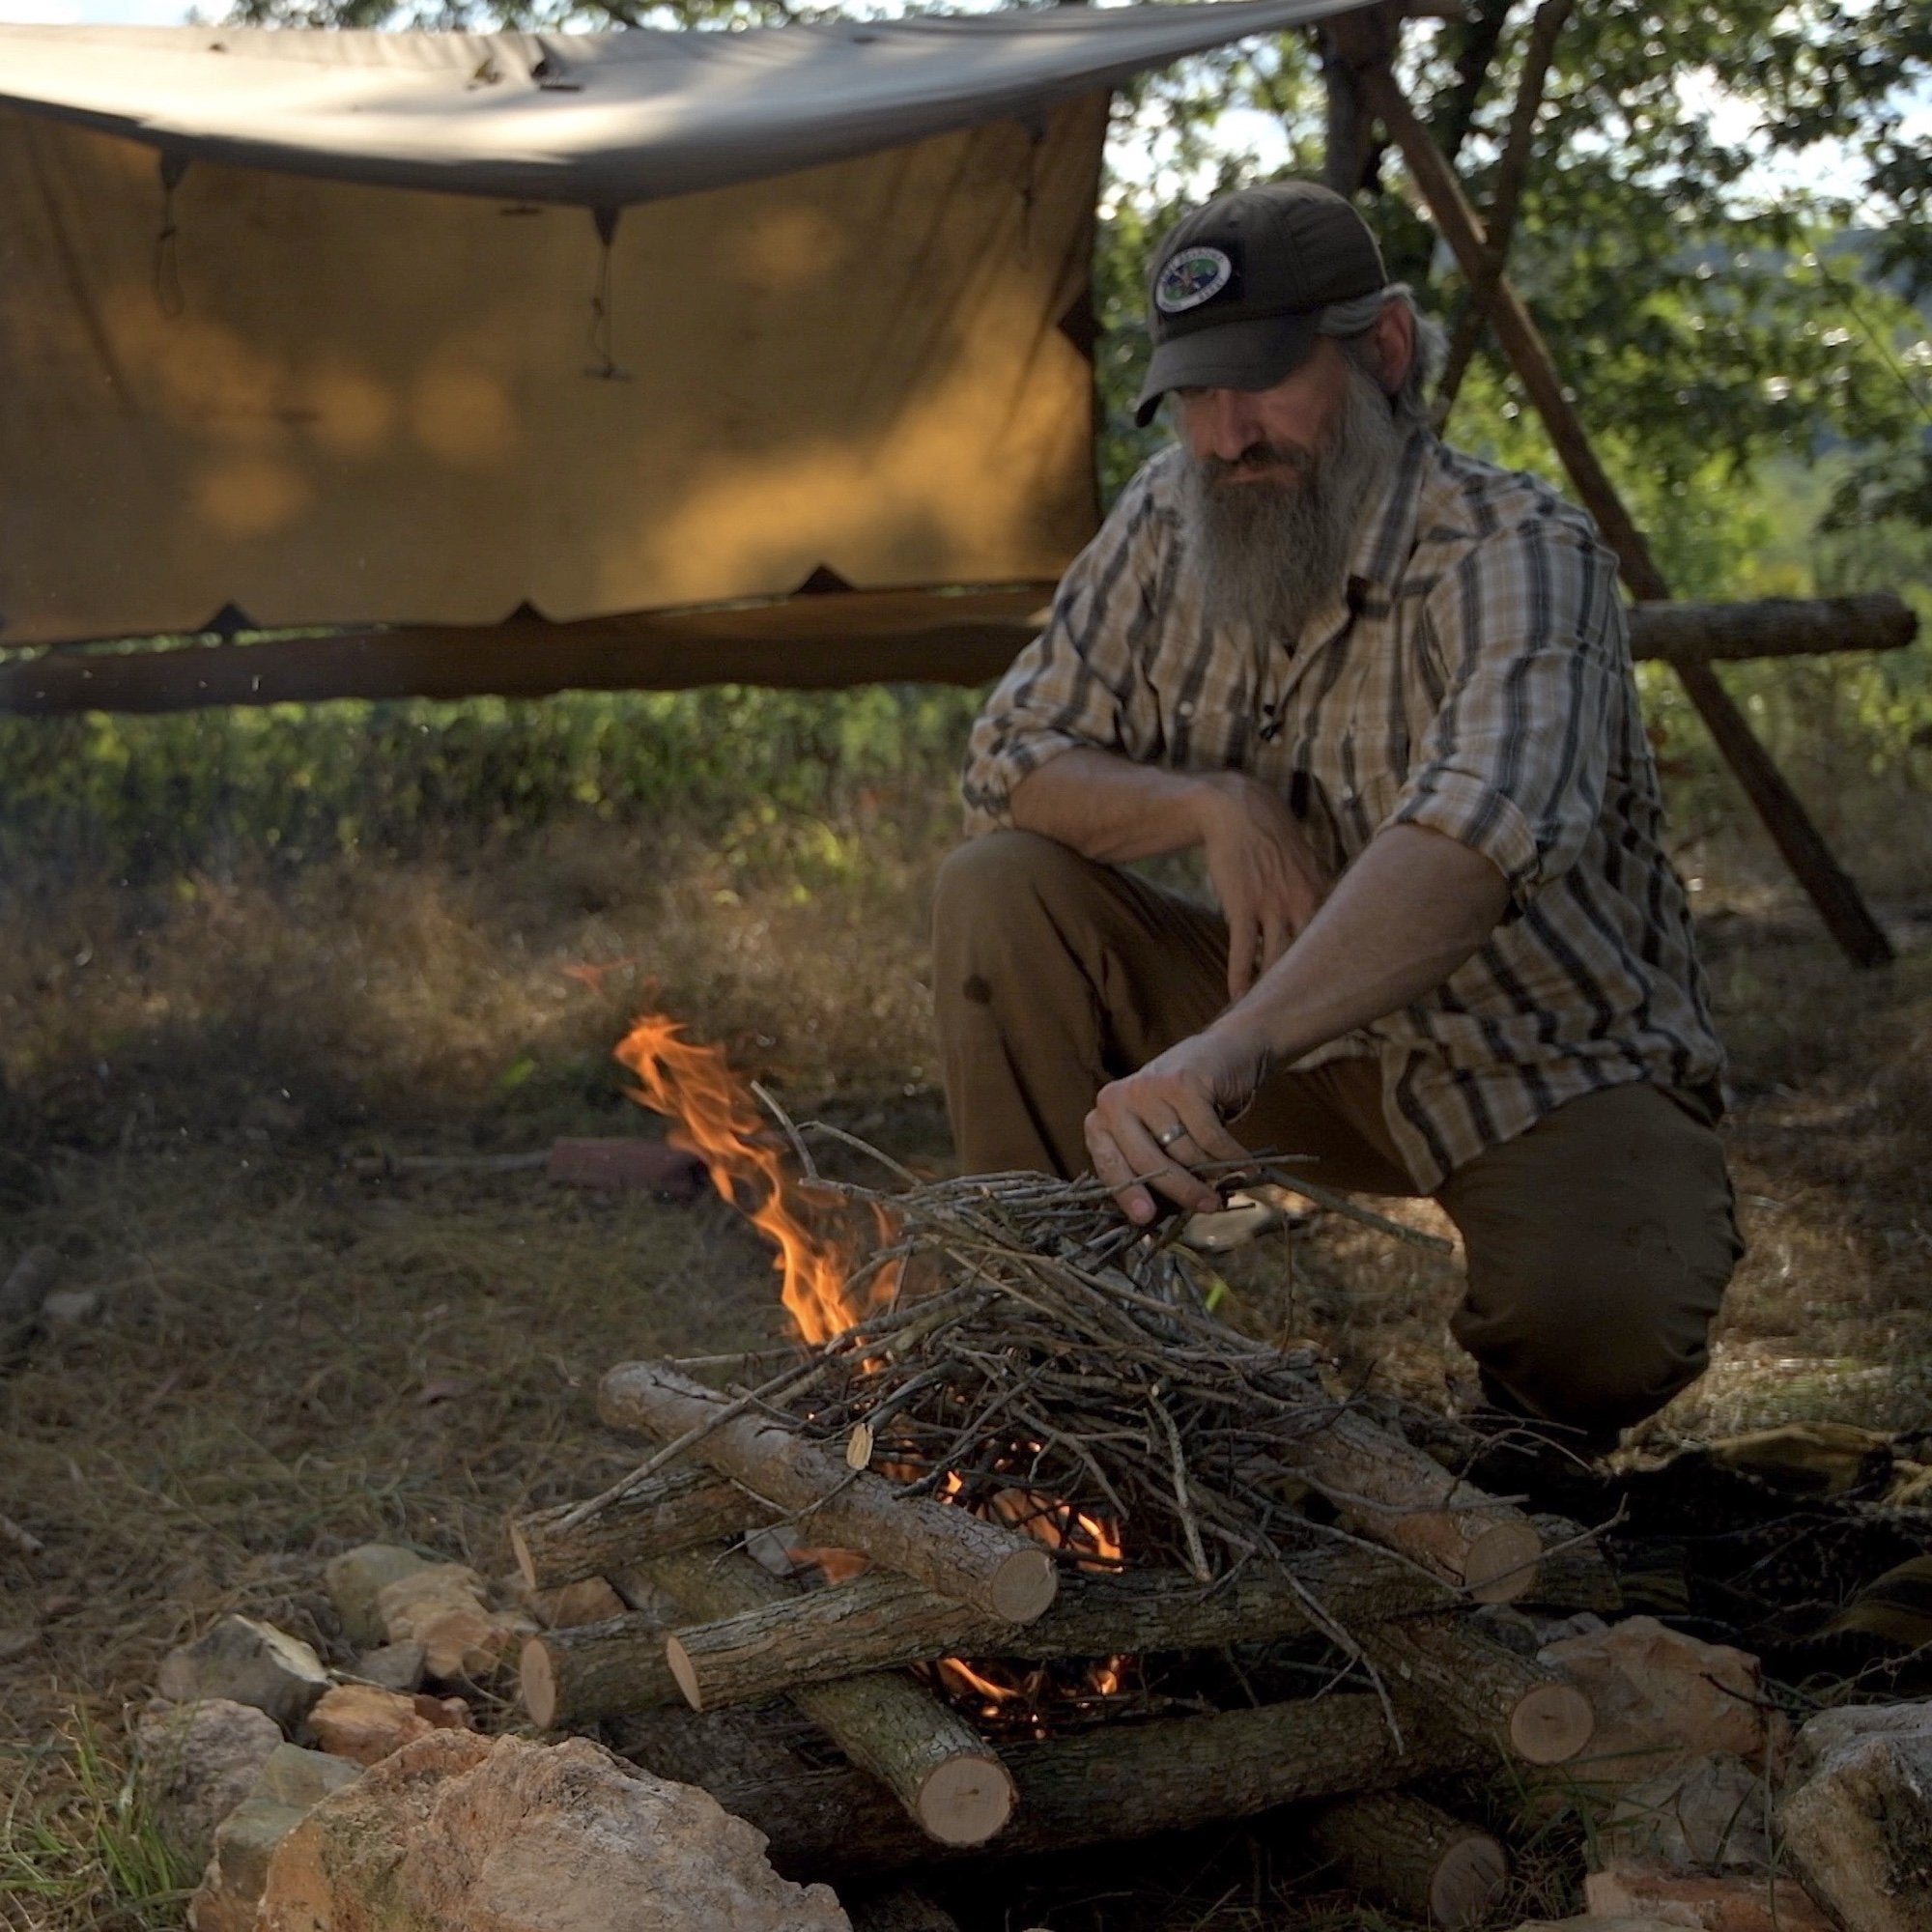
<box><xmin>2</xmin><ymin>801</ymin><xmax>1929</xmax><ymax>1932</ymax></box>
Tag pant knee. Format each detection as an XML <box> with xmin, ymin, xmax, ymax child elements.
<box><xmin>1453</xmin><ymin>1237</ymin><xmax>1734</xmax><ymax>1438</ymax></box>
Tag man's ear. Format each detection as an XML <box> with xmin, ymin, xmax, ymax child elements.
<box><xmin>1368</xmin><ymin>298</ymin><xmax>1415</xmax><ymax>396</ymax></box>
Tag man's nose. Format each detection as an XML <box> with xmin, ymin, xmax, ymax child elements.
<box><xmin>1189</xmin><ymin>389</ymin><xmax>1265</xmax><ymax>461</ymax></box>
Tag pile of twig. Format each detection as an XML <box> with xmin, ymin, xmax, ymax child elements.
<box><xmin>731</xmin><ymin>1145</ymin><xmax>1458</xmax><ymax>1589</ymax></box>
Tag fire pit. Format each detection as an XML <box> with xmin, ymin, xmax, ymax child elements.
<box><xmin>507</xmin><ymin>1017</ymin><xmax>1610</xmax><ymax>1919</ymax></box>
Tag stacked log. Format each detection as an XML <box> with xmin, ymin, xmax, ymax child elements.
<box><xmin>514</xmin><ymin>1353</ymin><xmax>1606</xmax><ymax>1882</ymax></box>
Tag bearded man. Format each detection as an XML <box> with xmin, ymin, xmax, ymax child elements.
<box><xmin>933</xmin><ymin>180</ymin><xmax>1741</xmax><ymax>1447</ymax></box>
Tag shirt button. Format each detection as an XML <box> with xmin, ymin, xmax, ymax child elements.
<box><xmin>1177</xmin><ymin>700</ymin><xmax>1195</xmax><ymax>719</ymax></box>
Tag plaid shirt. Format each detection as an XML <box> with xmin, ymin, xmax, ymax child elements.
<box><xmin>961</xmin><ymin>428</ymin><xmax>1723</xmax><ymax>1191</ymax></box>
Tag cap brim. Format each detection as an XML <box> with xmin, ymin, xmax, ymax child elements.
<box><xmin>1132</xmin><ymin>312</ymin><xmax>1322</xmax><ymax>427</ymax></box>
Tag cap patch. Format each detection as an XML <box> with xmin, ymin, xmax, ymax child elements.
<box><xmin>1154</xmin><ymin>246</ymin><xmax>1234</xmax><ymax>314</ymax></box>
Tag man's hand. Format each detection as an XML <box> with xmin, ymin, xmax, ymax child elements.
<box><xmin>1195</xmin><ymin>773</ymin><xmax>1331</xmax><ymax>1001</ymax></box>
<box><xmin>1085</xmin><ymin>1026</ymin><xmax>1270</xmax><ymax>1225</ymax></box>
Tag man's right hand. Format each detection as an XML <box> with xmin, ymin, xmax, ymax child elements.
<box><xmin>1192</xmin><ymin>772</ymin><xmax>1330</xmax><ymax>1000</ymax></box>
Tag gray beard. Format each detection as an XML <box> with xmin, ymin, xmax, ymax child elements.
<box><xmin>1179</xmin><ymin>364</ymin><xmax>1406</xmax><ymax>645</ymax></box>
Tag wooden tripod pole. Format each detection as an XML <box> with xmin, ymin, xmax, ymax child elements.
<box><xmin>1343</xmin><ymin>31</ymin><xmax>1893</xmax><ymax>969</ymax></box>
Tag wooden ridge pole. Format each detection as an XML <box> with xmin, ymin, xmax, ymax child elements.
<box><xmin>1343</xmin><ymin>20</ymin><xmax>1895</xmax><ymax>969</ymax></box>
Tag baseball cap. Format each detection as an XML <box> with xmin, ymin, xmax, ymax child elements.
<box><xmin>1133</xmin><ymin>180</ymin><xmax>1389</xmax><ymax>427</ymax></box>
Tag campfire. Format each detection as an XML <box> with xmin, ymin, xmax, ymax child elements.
<box><xmin>510</xmin><ymin>1013</ymin><xmax>1610</xmax><ymax>1918</ymax></box>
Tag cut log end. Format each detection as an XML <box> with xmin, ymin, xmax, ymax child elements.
<box><xmin>665</xmin><ymin>1633</ymin><xmax>703</xmax><ymax>1712</ymax></box>
<box><xmin>1507</xmin><ymin>1680</ymin><xmax>1594</xmax><ymax>1765</ymax></box>
<box><xmin>1461</xmin><ymin>1519</ymin><xmax>1542</xmax><ymax>1605</ymax></box>
<box><xmin>1429</xmin><ymin>1833</ymin><xmax>1508</xmax><ymax>1927</ymax></box>
<box><xmin>508</xmin><ymin>1520</ymin><xmax>539</xmax><ymax>1593</ymax></box>
<box><xmin>913</xmin><ymin>1752</ymin><xmax>1016</xmax><ymax>1847</ymax></box>
<box><xmin>520</xmin><ymin>1636</ymin><xmax>560</xmax><ymax>1731</ymax></box>
<box><xmin>988</xmin><ymin>1547</ymin><xmax>1060</xmax><ymax>1625</ymax></box>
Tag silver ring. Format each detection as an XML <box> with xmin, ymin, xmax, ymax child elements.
<box><xmin>1155</xmin><ymin>1122</ymin><xmax>1188</xmax><ymax>1150</ymax></box>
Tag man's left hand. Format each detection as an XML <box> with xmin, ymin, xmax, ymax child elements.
<box><xmin>1085</xmin><ymin>1027</ymin><xmax>1270</xmax><ymax>1225</ymax></box>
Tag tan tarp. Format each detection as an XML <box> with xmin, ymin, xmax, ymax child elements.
<box><xmin>0</xmin><ymin>4</ymin><xmax>1360</xmax><ymax>652</ymax></box>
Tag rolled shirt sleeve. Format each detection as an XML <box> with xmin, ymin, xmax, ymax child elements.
<box><xmin>1386</xmin><ymin>514</ymin><xmax>1627</xmax><ymax>910</ymax></box>
<box><xmin>960</xmin><ymin>465</ymin><xmax>1172</xmax><ymax>836</ymax></box>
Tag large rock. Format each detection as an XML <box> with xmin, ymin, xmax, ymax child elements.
<box><xmin>375</xmin><ymin>1562</ymin><xmax>534</xmax><ymax>1681</ymax></box>
<box><xmin>157</xmin><ymin>1616</ymin><xmax>331</xmax><ymax>1731</ymax></box>
<box><xmin>307</xmin><ymin>1682</ymin><xmax>472</xmax><ymax>1767</ymax></box>
<box><xmin>189</xmin><ymin>1745</ymin><xmax>360</xmax><ymax>1932</ymax></box>
<box><xmin>1791</xmin><ymin>1698</ymin><xmax>1932</xmax><ymax>1775</ymax></box>
<box><xmin>1538</xmin><ymin>1617</ymin><xmax>1782</xmax><ymax>1788</ymax></box>
<box><xmin>133</xmin><ymin>1697</ymin><xmax>284</xmax><ymax>1863</ymax></box>
<box><xmin>1780</xmin><ymin>1722</ymin><xmax>1932</xmax><ymax>1932</ymax></box>
<box><xmin>325</xmin><ymin>1545</ymin><xmax>436</xmax><ymax>1649</ymax></box>
<box><xmin>1598</xmin><ymin>1752</ymin><xmax>1771</xmax><ymax>1871</ymax></box>
<box><xmin>257</xmin><ymin>1730</ymin><xmax>851</xmax><ymax>1932</ymax></box>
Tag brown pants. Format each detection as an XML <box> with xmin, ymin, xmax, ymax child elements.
<box><xmin>932</xmin><ymin>831</ymin><xmax>1742</xmax><ymax>1440</ymax></box>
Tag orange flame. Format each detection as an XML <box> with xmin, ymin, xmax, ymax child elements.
<box><xmin>615</xmin><ymin>1010</ymin><xmax>1130</xmax><ymax>1718</ymax></box>
<box><xmin>614</xmin><ymin>1014</ymin><xmax>891</xmax><ymax>1347</ymax></box>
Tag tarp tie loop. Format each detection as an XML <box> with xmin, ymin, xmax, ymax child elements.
<box><xmin>586</xmin><ymin>204</ymin><xmax>629</xmax><ymax>382</ymax></box>
<box><xmin>154</xmin><ymin>150</ymin><xmax>188</xmax><ymax>319</ymax></box>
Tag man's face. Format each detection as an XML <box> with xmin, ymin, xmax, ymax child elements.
<box><xmin>1173</xmin><ymin>337</ymin><xmax>1355</xmax><ymax>491</ymax></box>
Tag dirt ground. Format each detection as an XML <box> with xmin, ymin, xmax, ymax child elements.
<box><xmin>2</xmin><ymin>815</ymin><xmax>1929</xmax><ymax>1929</ymax></box>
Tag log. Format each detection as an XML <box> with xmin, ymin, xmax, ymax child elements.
<box><xmin>1527</xmin><ymin>1515</ymin><xmax>1622</xmax><ymax>1615</ymax></box>
<box><xmin>705</xmin><ymin>1691</ymin><xmax>1463</xmax><ymax>1880</ymax></box>
<box><xmin>1365</xmin><ymin>1616</ymin><xmax>1595</xmax><ymax>1767</ymax></box>
<box><xmin>1270</xmin><ymin>1405</ymin><xmax>1542</xmax><ymax>1603</ymax></box>
<box><xmin>509</xmin><ymin>1467</ymin><xmax>768</xmax><ymax>1593</ymax></box>
<box><xmin>644</xmin><ymin>1546</ymin><xmax>1013</xmax><ymax>1848</ymax></box>
<box><xmin>666</xmin><ymin>1547</ymin><xmax>1459</xmax><ymax>1715</ymax></box>
<box><xmin>1307</xmin><ymin>1790</ymin><xmax>1509</xmax><ymax>1928</ymax></box>
<box><xmin>1632</xmin><ymin>591</ymin><xmax>1916</xmax><ymax>666</ymax></box>
<box><xmin>521</xmin><ymin>1611</ymin><xmax>685</xmax><ymax>1730</ymax></box>
<box><xmin>598</xmin><ymin>1363</ymin><xmax>1059</xmax><ymax>1625</ymax></box>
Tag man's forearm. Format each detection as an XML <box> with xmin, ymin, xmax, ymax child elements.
<box><xmin>1008</xmin><ymin>748</ymin><xmax>1213</xmax><ymax>865</ymax></box>
<box><xmin>1205</xmin><ymin>824</ymin><xmax>1510</xmax><ymax>1067</ymax></box>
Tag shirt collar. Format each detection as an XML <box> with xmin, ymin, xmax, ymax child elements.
<box><xmin>1346</xmin><ymin>423</ymin><xmax>1435</xmax><ymax>595</ymax></box>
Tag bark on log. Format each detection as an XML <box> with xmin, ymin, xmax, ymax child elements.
<box><xmin>1307</xmin><ymin>1789</ymin><xmax>1509</xmax><ymax>1928</ymax></box>
<box><xmin>666</xmin><ymin>1547</ymin><xmax>1457</xmax><ymax>1714</ymax></box>
<box><xmin>1366</xmin><ymin>1616</ymin><xmax>1595</xmax><ymax>1766</ymax></box>
<box><xmin>598</xmin><ymin>1363</ymin><xmax>1058</xmax><ymax>1624</ymax></box>
<box><xmin>706</xmin><ymin>1691</ymin><xmax>1462</xmax><ymax>1880</ymax></box>
<box><xmin>509</xmin><ymin>1467</ymin><xmax>767</xmax><ymax>1593</ymax></box>
<box><xmin>1527</xmin><ymin>1515</ymin><xmax>1622</xmax><ymax>1614</ymax></box>
<box><xmin>1270</xmin><ymin>1406</ymin><xmax>1542</xmax><ymax>1603</ymax></box>
<box><xmin>644</xmin><ymin>1546</ymin><xmax>1014</xmax><ymax>1848</ymax></box>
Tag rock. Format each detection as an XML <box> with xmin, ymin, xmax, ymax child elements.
<box><xmin>257</xmin><ymin>1730</ymin><xmax>850</xmax><ymax>1932</ymax></box>
<box><xmin>1780</xmin><ymin>1724</ymin><xmax>1932</xmax><ymax>1932</ymax></box>
<box><xmin>41</xmin><ymin>1288</ymin><xmax>100</xmax><ymax>1328</ymax></box>
<box><xmin>376</xmin><ymin>1561</ymin><xmax>535</xmax><ymax>1680</ymax></box>
<box><xmin>157</xmin><ymin>1616</ymin><xmax>331</xmax><ymax>1731</ymax></box>
<box><xmin>1538</xmin><ymin>1617</ymin><xmax>1783</xmax><ymax>1789</ymax></box>
<box><xmin>307</xmin><ymin>1682</ymin><xmax>472</xmax><ymax>1767</ymax></box>
<box><xmin>527</xmin><ymin>1576</ymin><xmax>628</xmax><ymax>1629</ymax></box>
<box><xmin>1511</xmin><ymin>1919</ymin><xmax>1687</xmax><ymax>1930</ymax></box>
<box><xmin>134</xmin><ymin>1697</ymin><xmax>284</xmax><ymax>1864</ymax></box>
<box><xmin>351</xmin><ymin>1639</ymin><xmax>427</xmax><ymax>1692</ymax></box>
<box><xmin>1791</xmin><ymin>1698</ymin><xmax>1932</xmax><ymax>1775</ymax></box>
<box><xmin>188</xmin><ymin>1746</ymin><xmax>359</xmax><ymax>1932</ymax></box>
<box><xmin>324</xmin><ymin>1544</ymin><xmax>435</xmax><ymax>1649</ymax></box>
<box><xmin>1599</xmin><ymin>1752</ymin><xmax>1772</xmax><ymax>1871</ymax></box>
<box><xmin>1582</xmin><ymin>1864</ymin><xmax>1833</xmax><ymax>1930</ymax></box>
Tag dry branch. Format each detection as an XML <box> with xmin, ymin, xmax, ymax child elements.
<box><xmin>1308</xmin><ymin>1789</ymin><xmax>1509</xmax><ymax>1928</ymax></box>
<box><xmin>704</xmin><ymin>1692</ymin><xmax>1466</xmax><ymax>1879</ymax></box>
<box><xmin>598</xmin><ymin>1363</ymin><xmax>1058</xmax><ymax>1624</ymax></box>
<box><xmin>510</xmin><ymin>1466</ymin><xmax>766</xmax><ymax>1593</ymax></box>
